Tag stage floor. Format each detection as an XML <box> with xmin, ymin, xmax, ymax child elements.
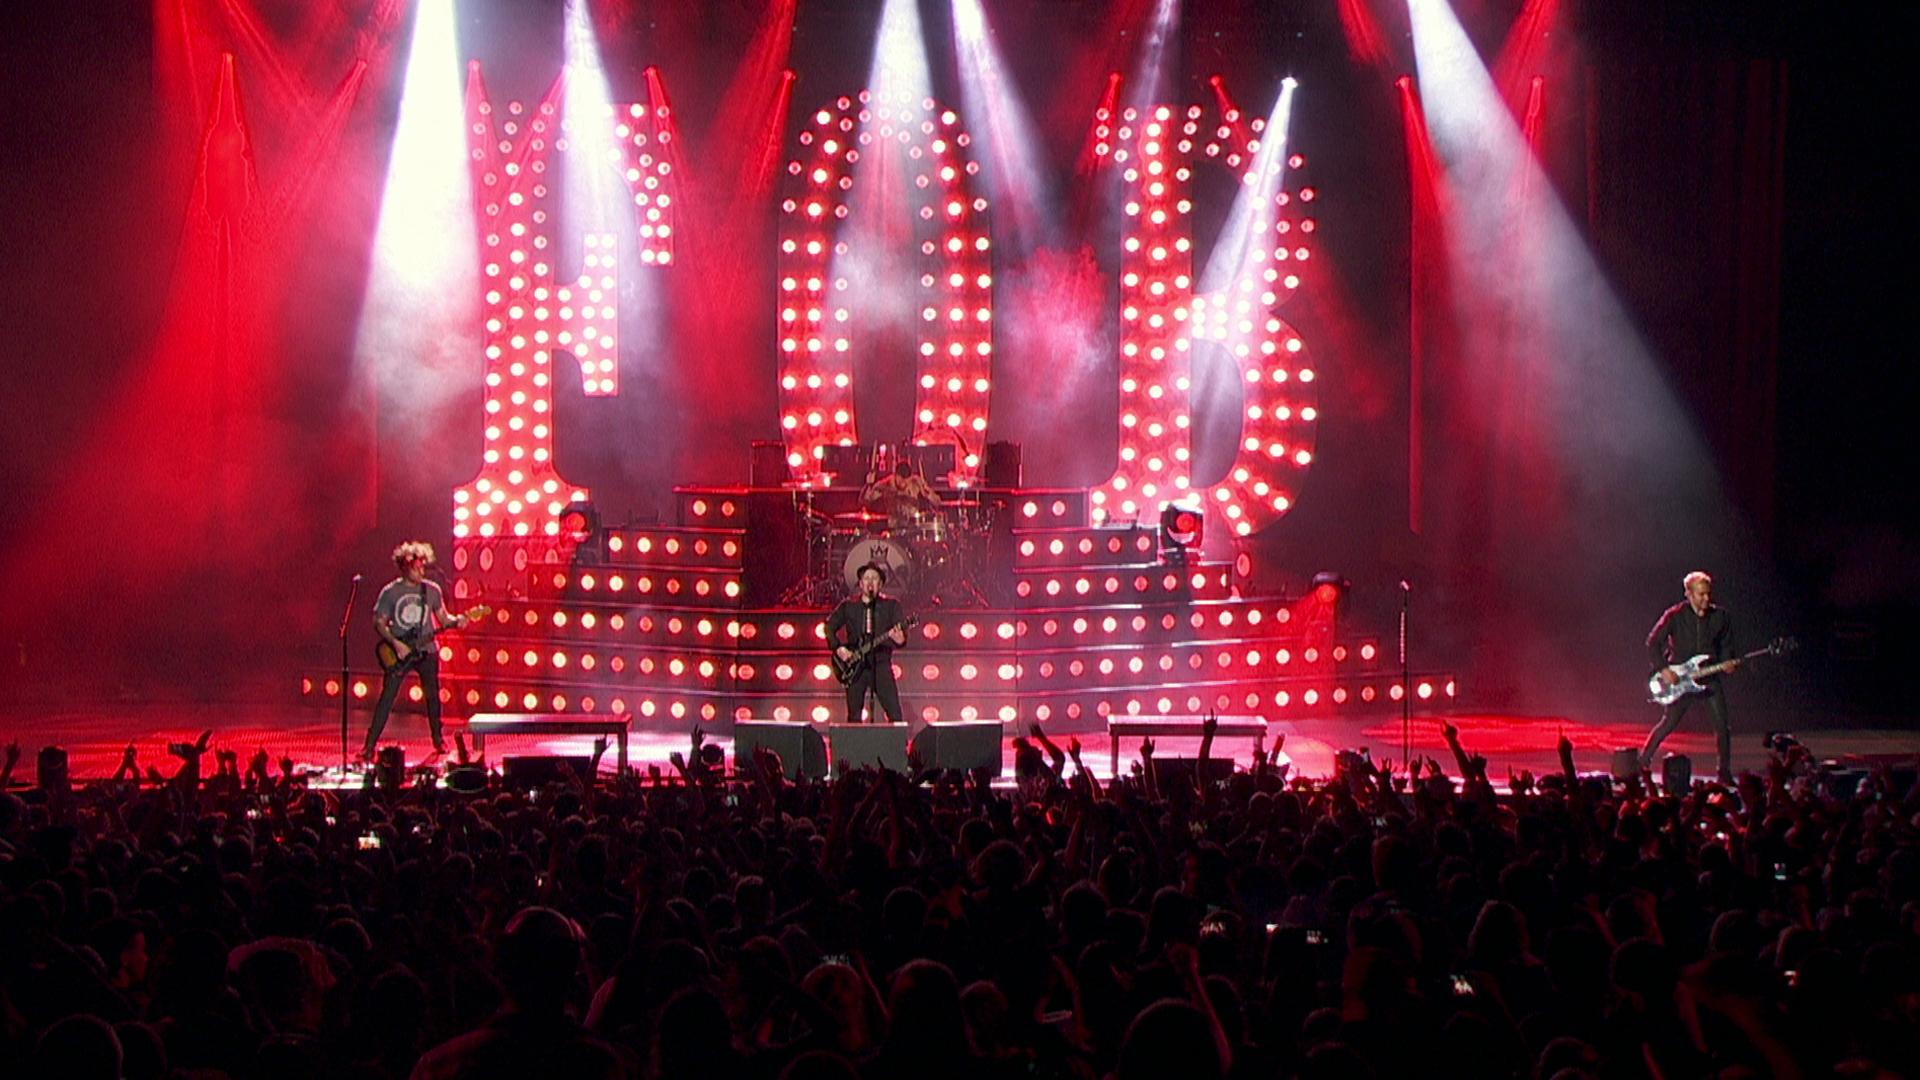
<box><xmin>7</xmin><ymin>702</ymin><xmax>1916</xmax><ymax>785</ymax></box>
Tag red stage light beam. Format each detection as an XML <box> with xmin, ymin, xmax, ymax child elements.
<box><xmin>1206</xmin><ymin>73</ymin><xmax>1236</xmax><ymax>119</ymax></box>
<box><xmin>1397</xmin><ymin>74</ymin><xmax>1451</xmax><ymax>535</ymax></box>
<box><xmin>707</xmin><ymin>0</ymin><xmax>798</xmax><ymax>201</ymax></box>
<box><xmin>215</xmin><ymin>0</ymin><xmax>315</xmax><ymax>118</ymax></box>
<box><xmin>1520</xmin><ymin>75</ymin><xmax>1544</xmax><ymax>203</ymax></box>
<box><xmin>1337</xmin><ymin>0</ymin><xmax>1391</xmax><ymax>68</ymax></box>
<box><xmin>1494</xmin><ymin>0</ymin><xmax>1560</xmax><ymax>112</ymax></box>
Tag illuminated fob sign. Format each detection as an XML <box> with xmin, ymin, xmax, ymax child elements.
<box><xmin>447</xmin><ymin>73</ymin><xmax>1317</xmax><ymax>539</ymax></box>
<box><xmin>452</xmin><ymin>66</ymin><xmax>679</xmax><ymax>539</ymax></box>
<box><xmin>775</xmin><ymin>88</ymin><xmax>1318</xmax><ymax>532</ymax></box>
<box><xmin>776</xmin><ymin>91</ymin><xmax>995</xmax><ymax>484</ymax></box>
<box><xmin>1092</xmin><ymin>100</ymin><xmax>1319</xmax><ymax>536</ymax></box>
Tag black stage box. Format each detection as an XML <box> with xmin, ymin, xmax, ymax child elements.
<box><xmin>908</xmin><ymin>721</ymin><xmax>1003</xmax><ymax>775</ymax></box>
<box><xmin>734</xmin><ymin>721</ymin><xmax>829</xmax><ymax>780</ymax></box>
<box><xmin>828</xmin><ymin>723</ymin><xmax>909</xmax><ymax>773</ymax></box>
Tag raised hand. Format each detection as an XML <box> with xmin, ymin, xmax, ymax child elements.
<box><xmin>592</xmin><ymin>735</ymin><xmax>610</xmax><ymax>760</ymax></box>
<box><xmin>1067</xmin><ymin>735</ymin><xmax>1083</xmax><ymax>761</ymax></box>
<box><xmin>1201</xmin><ymin>714</ymin><xmax>1219</xmax><ymax>737</ymax></box>
<box><xmin>1141</xmin><ymin>737</ymin><xmax>1155</xmax><ymax>759</ymax></box>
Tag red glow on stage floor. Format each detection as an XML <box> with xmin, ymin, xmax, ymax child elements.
<box><xmin>12</xmin><ymin>703</ymin><xmax>1910</xmax><ymax>787</ymax></box>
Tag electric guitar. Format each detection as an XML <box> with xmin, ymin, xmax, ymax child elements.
<box><xmin>375</xmin><ymin>605</ymin><xmax>492</xmax><ymax>673</ymax></box>
<box><xmin>833</xmin><ymin>616</ymin><xmax>919</xmax><ymax>685</ymax></box>
<box><xmin>1647</xmin><ymin>635</ymin><xmax>1796</xmax><ymax>706</ymax></box>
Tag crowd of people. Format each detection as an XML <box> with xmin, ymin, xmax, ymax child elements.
<box><xmin>1</xmin><ymin>719</ymin><xmax>1917</xmax><ymax>1079</ymax></box>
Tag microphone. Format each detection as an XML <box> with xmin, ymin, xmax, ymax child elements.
<box><xmin>352</xmin><ymin>573</ymin><xmax>363</xmax><ymax>582</ymax></box>
<box><xmin>1399</xmin><ymin>579</ymin><xmax>1411</xmax><ymax>593</ymax></box>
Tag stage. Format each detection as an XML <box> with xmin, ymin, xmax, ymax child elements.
<box><xmin>0</xmin><ymin>0</ymin><xmax>1899</xmax><ymax>807</ymax></box>
<box><xmin>13</xmin><ymin>701</ymin><xmax>1913</xmax><ymax>786</ymax></box>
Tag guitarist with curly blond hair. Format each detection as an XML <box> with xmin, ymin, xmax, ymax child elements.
<box><xmin>363</xmin><ymin>541</ymin><xmax>470</xmax><ymax>762</ymax></box>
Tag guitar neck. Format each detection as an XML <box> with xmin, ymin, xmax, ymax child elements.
<box><xmin>1697</xmin><ymin>647</ymin><xmax>1772</xmax><ymax>677</ymax></box>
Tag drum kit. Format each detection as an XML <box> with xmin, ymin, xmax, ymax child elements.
<box><xmin>781</xmin><ymin>493</ymin><xmax>995</xmax><ymax>607</ymax></box>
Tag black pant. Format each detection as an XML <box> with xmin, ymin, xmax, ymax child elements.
<box><xmin>365</xmin><ymin>652</ymin><xmax>444</xmax><ymax>754</ymax></box>
<box><xmin>1642</xmin><ymin>685</ymin><xmax>1731</xmax><ymax>778</ymax></box>
<box><xmin>843</xmin><ymin>650</ymin><xmax>905</xmax><ymax>724</ymax></box>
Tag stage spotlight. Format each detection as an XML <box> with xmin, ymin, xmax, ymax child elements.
<box><xmin>562</xmin><ymin>0</ymin><xmax>620</xmax><ymax>233</ymax></box>
<box><xmin>1231</xmin><ymin>546</ymin><xmax>1257</xmax><ymax>596</ymax></box>
<box><xmin>352</xmin><ymin>0</ymin><xmax>477</xmax><ymax>449</ymax></box>
<box><xmin>951</xmin><ymin>0</ymin><xmax>1053</xmax><ymax>251</ymax></box>
<box><xmin>558</xmin><ymin>501</ymin><xmax>599</xmax><ymax>542</ymax></box>
<box><xmin>1126</xmin><ymin>0</ymin><xmax>1182</xmax><ymax>118</ymax></box>
<box><xmin>1311</xmin><ymin>570</ymin><xmax>1350</xmax><ymax>605</ymax></box>
<box><xmin>869</xmin><ymin>0</ymin><xmax>932</xmax><ymax>105</ymax></box>
<box><xmin>558</xmin><ymin>500</ymin><xmax>604</xmax><ymax>565</ymax></box>
<box><xmin>1161</xmin><ymin>505</ymin><xmax>1204</xmax><ymax>550</ymax></box>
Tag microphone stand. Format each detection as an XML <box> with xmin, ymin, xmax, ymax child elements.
<box><xmin>340</xmin><ymin>575</ymin><xmax>362</xmax><ymax>778</ymax></box>
<box><xmin>1399</xmin><ymin>580</ymin><xmax>1412</xmax><ymax>773</ymax></box>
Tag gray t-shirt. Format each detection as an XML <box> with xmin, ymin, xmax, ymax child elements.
<box><xmin>375</xmin><ymin>578</ymin><xmax>444</xmax><ymax>645</ymax></box>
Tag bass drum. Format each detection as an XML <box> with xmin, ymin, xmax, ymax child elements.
<box><xmin>842</xmin><ymin>536</ymin><xmax>914</xmax><ymax>597</ymax></box>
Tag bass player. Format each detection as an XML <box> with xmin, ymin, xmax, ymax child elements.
<box><xmin>1641</xmin><ymin>570</ymin><xmax>1739</xmax><ymax>783</ymax></box>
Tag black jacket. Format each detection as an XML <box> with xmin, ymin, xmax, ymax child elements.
<box><xmin>1647</xmin><ymin>602</ymin><xmax>1733</xmax><ymax>677</ymax></box>
<box><xmin>825</xmin><ymin>596</ymin><xmax>907</xmax><ymax>654</ymax></box>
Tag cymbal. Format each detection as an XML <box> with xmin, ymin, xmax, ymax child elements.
<box><xmin>834</xmin><ymin>510</ymin><xmax>889</xmax><ymax>523</ymax></box>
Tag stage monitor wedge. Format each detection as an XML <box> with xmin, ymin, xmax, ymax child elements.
<box><xmin>908</xmin><ymin>720</ymin><xmax>1003</xmax><ymax>775</ymax></box>
<box><xmin>828</xmin><ymin>723</ymin><xmax>908</xmax><ymax>774</ymax></box>
<box><xmin>734</xmin><ymin>720</ymin><xmax>829</xmax><ymax>780</ymax></box>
